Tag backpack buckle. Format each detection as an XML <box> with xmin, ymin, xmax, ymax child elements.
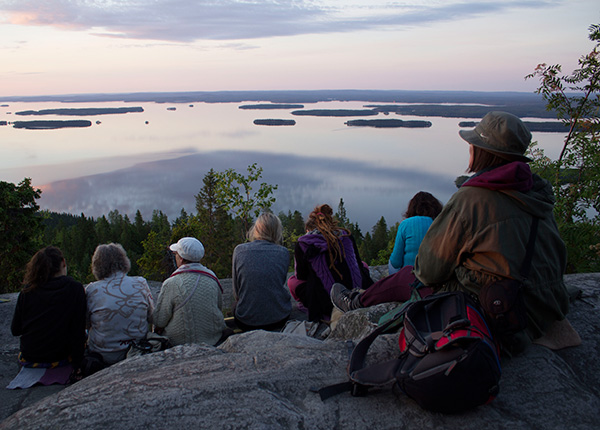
<box><xmin>351</xmin><ymin>383</ymin><xmax>369</xmax><ymax>397</ymax></box>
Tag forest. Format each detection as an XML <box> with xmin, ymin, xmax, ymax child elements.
<box><xmin>0</xmin><ymin>170</ymin><xmax>397</xmax><ymax>294</ymax></box>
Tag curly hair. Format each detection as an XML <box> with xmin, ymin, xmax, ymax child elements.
<box><xmin>404</xmin><ymin>192</ymin><xmax>443</xmax><ymax>219</ymax></box>
<box><xmin>91</xmin><ymin>243</ymin><xmax>131</xmax><ymax>280</ymax></box>
<box><xmin>22</xmin><ymin>246</ymin><xmax>65</xmax><ymax>292</ymax></box>
<box><xmin>305</xmin><ymin>204</ymin><xmax>350</xmax><ymax>274</ymax></box>
<box><xmin>249</xmin><ymin>212</ymin><xmax>283</xmax><ymax>245</ymax></box>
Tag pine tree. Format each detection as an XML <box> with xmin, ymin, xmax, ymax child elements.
<box><xmin>0</xmin><ymin>178</ymin><xmax>43</xmax><ymax>293</ymax></box>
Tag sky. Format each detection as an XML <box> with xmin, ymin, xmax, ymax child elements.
<box><xmin>0</xmin><ymin>0</ymin><xmax>598</xmax><ymax>97</ymax></box>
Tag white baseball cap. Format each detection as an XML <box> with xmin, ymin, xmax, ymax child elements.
<box><xmin>169</xmin><ymin>237</ymin><xmax>205</xmax><ymax>262</ymax></box>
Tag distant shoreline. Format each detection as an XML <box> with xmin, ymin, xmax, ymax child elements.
<box><xmin>0</xmin><ymin>90</ymin><xmax>556</xmax><ymax>118</ymax></box>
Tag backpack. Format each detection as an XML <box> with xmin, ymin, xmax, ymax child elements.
<box><xmin>317</xmin><ymin>292</ymin><xmax>501</xmax><ymax>414</ymax></box>
<box><xmin>126</xmin><ymin>332</ymin><xmax>172</xmax><ymax>358</ymax></box>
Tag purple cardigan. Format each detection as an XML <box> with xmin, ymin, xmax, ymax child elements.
<box><xmin>297</xmin><ymin>230</ymin><xmax>363</xmax><ymax>294</ymax></box>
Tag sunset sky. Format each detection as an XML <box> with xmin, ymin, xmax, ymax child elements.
<box><xmin>1</xmin><ymin>0</ymin><xmax>598</xmax><ymax>97</ymax></box>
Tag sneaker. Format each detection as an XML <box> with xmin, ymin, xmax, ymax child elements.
<box><xmin>330</xmin><ymin>283</ymin><xmax>362</xmax><ymax>313</ymax></box>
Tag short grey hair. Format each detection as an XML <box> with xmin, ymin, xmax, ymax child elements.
<box><xmin>248</xmin><ymin>212</ymin><xmax>283</xmax><ymax>245</ymax></box>
<box><xmin>91</xmin><ymin>243</ymin><xmax>131</xmax><ymax>280</ymax></box>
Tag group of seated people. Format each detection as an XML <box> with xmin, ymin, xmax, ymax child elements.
<box><xmin>10</xmin><ymin>111</ymin><xmax>574</xmax><ymax>388</ymax></box>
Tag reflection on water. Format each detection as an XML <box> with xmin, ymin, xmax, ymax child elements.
<box><xmin>0</xmin><ymin>101</ymin><xmax>566</xmax><ymax>229</ymax></box>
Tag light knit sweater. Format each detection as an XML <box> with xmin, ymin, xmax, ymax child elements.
<box><xmin>153</xmin><ymin>263</ymin><xmax>226</xmax><ymax>346</ymax></box>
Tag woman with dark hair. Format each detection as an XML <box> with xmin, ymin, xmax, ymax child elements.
<box><xmin>333</xmin><ymin>112</ymin><xmax>574</xmax><ymax>354</ymax></box>
<box><xmin>388</xmin><ymin>191</ymin><xmax>443</xmax><ymax>275</ymax></box>
<box><xmin>9</xmin><ymin>246</ymin><xmax>86</xmax><ymax>388</ymax></box>
<box><xmin>86</xmin><ymin>243</ymin><xmax>154</xmax><ymax>365</ymax></box>
<box><xmin>289</xmin><ymin>204</ymin><xmax>372</xmax><ymax>321</ymax></box>
<box><xmin>232</xmin><ymin>212</ymin><xmax>291</xmax><ymax>332</ymax></box>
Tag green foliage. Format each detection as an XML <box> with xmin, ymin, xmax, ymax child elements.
<box><xmin>279</xmin><ymin>210</ymin><xmax>305</xmax><ymax>270</ymax></box>
<box><xmin>213</xmin><ymin>163</ymin><xmax>278</xmax><ymax>240</ymax></box>
<box><xmin>43</xmin><ymin>209</ymin><xmax>157</xmax><ymax>283</ymax></box>
<box><xmin>137</xmin><ymin>230</ymin><xmax>173</xmax><ymax>282</ymax></box>
<box><xmin>279</xmin><ymin>210</ymin><xmax>305</xmax><ymax>240</ymax></box>
<box><xmin>335</xmin><ymin>198</ymin><xmax>364</xmax><ymax>248</ymax></box>
<box><xmin>335</xmin><ymin>198</ymin><xmax>350</xmax><ymax>228</ymax></box>
<box><xmin>373</xmin><ymin>222</ymin><xmax>399</xmax><ymax>266</ymax></box>
<box><xmin>359</xmin><ymin>216</ymin><xmax>392</xmax><ymax>265</ymax></box>
<box><xmin>136</xmin><ymin>210</ymin><xmax>173</xmax><ymax>281</ymax></box>
<box><xmin>526</xmin><ymin>23</ymin><xmax>600</xmax><ymax>272</ymax></box>
<box><xmin>192</xmin><ymin>169</ymin><xmax>236</xmax><ymax>278</ymax></box>
<box><xmin>0</xmin><ymin>178</ymin><xmax>43</xmax><ymax>293</ymax></box>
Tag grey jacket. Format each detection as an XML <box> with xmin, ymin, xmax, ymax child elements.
<box><xmin>232</xmin><ymin>240</ymin><xmax>291</xmax><ymax>326</ymax></box>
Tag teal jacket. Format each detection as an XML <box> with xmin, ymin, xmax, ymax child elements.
<box><xmin>414</xmin><ymin>162</ymin><xmax>569</xmax><ymax>341</ymax></box>
<box><xmin>388</xmin><ymin>216</ymin><xmax>433</xmax><ymax>274</ymax></box>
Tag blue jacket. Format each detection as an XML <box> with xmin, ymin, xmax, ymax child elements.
<box><xmin>388</xmin><ymin>216</ymin><xmax>433</xmax><ymax>274</ymax></box>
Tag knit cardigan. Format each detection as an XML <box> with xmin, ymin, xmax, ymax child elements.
<box><xmin>153</xmin><ymin>263</ymin><xmax>226</xmax><ymax>346</ymax></box>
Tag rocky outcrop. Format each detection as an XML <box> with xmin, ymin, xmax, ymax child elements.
<box><xmin>1</xmin><ymin>273</ymin><xmax>599</xmax><ymax>429</ymax></box>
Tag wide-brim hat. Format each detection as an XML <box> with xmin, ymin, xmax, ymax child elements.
<box><xmin>459</xmin><ymin>111</ymin><xmax>532</xmax><ymax>162</ymax></box>
<box><xmin>169</xmin><ymin>237</ymin><xmax>205</xmax><ymax>262</ymax></box>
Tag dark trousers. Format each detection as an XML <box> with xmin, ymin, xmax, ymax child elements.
<box><xmin>360</xmin><ymin>265</ymin><xmax>432</xmax><ymax>307</ymax></box>
<box><xmin>234</xmin><ymin>315</ymin><xmax>290</xmax><ymax>332</ymax></box>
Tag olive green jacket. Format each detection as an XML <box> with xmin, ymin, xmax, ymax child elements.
<box><xmin>414</xmin><ymin>170</ymin><xmax>569</xmax><ymax>340</ymax></box>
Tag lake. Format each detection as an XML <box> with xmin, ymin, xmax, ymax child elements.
<box><xmin>0</xmin><ymin>100</ymin><xmax>566</xmax><ymax>230</ymax></box>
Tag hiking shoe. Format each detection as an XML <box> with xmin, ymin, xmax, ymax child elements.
<box><xmin>330</xmin><ymin>283</ymin><xmax>362</xmax><ymax>313</ymax></box>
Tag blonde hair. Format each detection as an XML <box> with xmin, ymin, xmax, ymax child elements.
<box><xmin>248</xmin><ymin>212</ymin><xmax>283</xmax><ymax>245</ymax></box>
<box><xmin>91</xmin><ymin>243</ymin><xmax>131</xmax><ymax>280</ymax></box>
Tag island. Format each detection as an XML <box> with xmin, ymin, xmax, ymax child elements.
<box><xmin>345</xmin><ymin>119</ymin><xmax>432</xmax><ymax>128</ymax></box>
<box><xmin>367</xmin><ymin>104</ymin><xmax>557</xmax><ymax>119</ymax></box>
<box><xmin>0</xmin><ymin>121</ymin><xmax>7</xmax><ymax>126</ymax></box>
<box><xmin>253</xmin><ymin>119</ymin><xmax>296</xmax><ymax>126</ymax></box>
<box><xmin>291</xmin><ymin>109</ymin><xmax>378</xmax><ymax>117</ymax></box>
<box><xmin>459</xmin><ymin>121</ymin><xmax>569</xmax><ymax>133</ymax></box>
<box><xmin>12</xmin><ymin>120</ymin><xmax>92</xmax><ymax>130</ymax></box>
<box><xmin>15</xmin><ymin>107</ymin><xmax>144</xmax><ymax>116</ymax></box>
<box><xmin>240</xmin><ymin>104</ymin><xmax>305</xmax><ymax>110</ymax></box>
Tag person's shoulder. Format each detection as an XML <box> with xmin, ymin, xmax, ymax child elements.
<box><xmin>129</xmin><ymin>275</ymin><xmax>151</xmax><ymax>289</ymax></box>
<box><xmin>235</xmin><ymin>241</ymin><xmax>255</xmax><ymax>251</ymax></box>
<box><xmin>445</xmin><ymin>186</ymin><xmax>489</xmax><ymax>208</ymax></box>
<box><xmin>129</xmin><ymin>275</ymin><xmax>148</xmax><ymax>283</ymax></box>
<box><xmin>161</xmin><ymin>274</ymin><xmax>179</xmax><ymax>287</ymax></box>
<box><xmin>62</xmin><ymin>275</ymin><xmax>84</xmax><ymax>287</ymax></box>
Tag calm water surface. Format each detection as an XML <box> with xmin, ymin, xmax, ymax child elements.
<box><xmin>0</xmin><ymin>101</ymin><xmax>566</xmax><ymax>229</ymax></box>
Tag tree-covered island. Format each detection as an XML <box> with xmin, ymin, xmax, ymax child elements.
<box><xmin>240</xmin><ymin>104</ymin><xmax>304</xmax><ymax>110</ymax></box>
<box><xmin>253</xmin><ymin>119</ymin><xmax>296</xmax><ymax>126</ymax></box>
<box><xmin>366</xmin><ymin>104</ymin><xmax>555</xmax><ymax>118</ymax></box>
<box><xmin>12</xmin><ymin>120</ymin><xmax>92</xmax><ymax>129</ymax></box>
<box><xmin>291</xmin><ymin>109</ymin><xmax>379</xmax><ymax>117</ymax></box>
<box><xmin>459</xmin><ymin>121</ymin><xmax>570</xmax><ymax>133</ymax></box>
<box><xmin>345</xmin><ymin>119</ymin><xmax>432</xmax><ymax>128</ymax></box>
<box><xmin>15</xmin><ymin>107</ymin><xmax>144</xmax><ymax>116</ymax></box>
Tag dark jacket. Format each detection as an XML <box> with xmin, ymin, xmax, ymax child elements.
<box><xmin>414</xmin><ymin>162</ymin><xmax>569</xmax><ymax>340</ymax></box>
<box><xmin>11</xmin><ymin>276</ymin><xmax>87</xmax><ymax>365</ymax></box>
